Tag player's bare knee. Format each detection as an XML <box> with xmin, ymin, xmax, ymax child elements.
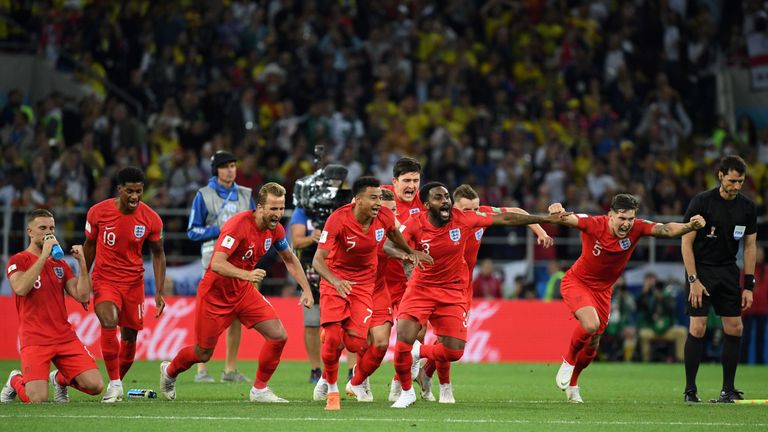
<box><xmin>374</xmin><ymin>340</ymin><xmax>389</xmax><ymax>351</ymax></box>
<box><xmin>26</xmin><ymin>388</ymin><xmax>48</xmax><ymax>403</ymax></box>
<box><xmin>86</xmin><ymin>378</ymin><xmax>105</xmax><ymax>395</ymax></box>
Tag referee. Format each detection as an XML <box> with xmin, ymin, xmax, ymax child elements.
<box><xmin>682</xmin><ymin>155</ymin><xmax>757</xmax><ymax>403</ymax></box>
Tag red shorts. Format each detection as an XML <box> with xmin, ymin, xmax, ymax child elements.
<box><xmin>369</xmin><ymin>280</ymin><xmax>393</xmax><ymax>328</ymax></box>
<box><xmin>560</xmin><ymin>275</ymin><xmax>612</xmax><ymax>334</ymax></box>
<box><xmin>387</xmin><ymin>280</ymin><xmax>407</xmax><ymax>310</ymax></box>
<box><xmin>398</xmin><ymin>285</ymin><xmax>468</xmax><ymax>341</ymax></box>
<box><xmin>320</xmin><ymin>281</ymin><xmax>373</xmax><ymax>338</ymax></box>
<box><xmin>20</xmin><ymin>339</ymin><xmax>97</xmax><ymax>383</ymax></box>
<box><xmin>195</xmin><ymin>287</ymin><xmax>279</xmax><ymax>350</ymax></box>
<box><xmin>94</xmin><ymin>281</ymin><xmax>145</xmax><ymax>330</ymax></box>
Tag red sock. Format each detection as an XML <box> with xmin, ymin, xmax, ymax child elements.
<box><xmin>254</xmin><ymin>339</ymin><xmax>286</xmax><ymax>389</ymax></box>
<box><xmin>570</xmin><ymin>343</ymin><xmax>598</xmax><ymax>386</ymax></box>
<box><xmin>423</xmin><ymin>359</ymin><xmax>436</xmax><ymax>378</ymax></box>
<box><xmin>394</xmin><ymin>341</ymin><xmax>413</xmax><ymax>391</ymax></box>
<box><xmin>11</xmin><ymin>374</ymin><xmax>29</xmax><ymax>403</ymax></box>
<box><xmin>321</xmin><ymin>324</ymin><xmax>343</xmax><ymax>385</ymax></box>
<box><xmin>419</xmin><ymin>344</ymin><xmax>464</xmax><ymax>362</ymax></box>
<box><xmin>565</xmin><ymin>325</ymin><xmax>594</xmax><ymax>365</ymax></box>
<box><xmin>435</xmin><ymin>360</ymin><xmax>451</xmax><ymax>384</ymax></box>
<box><xmin>119</xmin><ymin>339</ymin><xmax>136</xmax><ymax>380</ymax></box>
<box><xmin>167</xmin><ymin>345</ymin><xmax>202</xmax><ymax>378</ymax></box>
<box><xmin>101</xmin><ymin>327</ymin><xmax>120</xmax><ymax>380</ymax></box>
<box><xmin>55</xmin><ymin>370</ymin><xmax>69</xmax><ymax>386</ymax></box>
<box><xmin>351</xmin><ymin>345</ymin><xmax>387</xmax><ymax>385</ymax></box>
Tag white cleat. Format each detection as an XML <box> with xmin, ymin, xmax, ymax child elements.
<box><xmin>249</xmin><ymin>386</ymin><xmax>288</xmax><ymax>403</ymax></box>
<box><xmin>410</xmin><ymin>340</ymin><xmax>422</xmax><ymax>379</ymax></box>
<box><xmin>415</xmin><ymin>368</ymin><xmax>435</xmax><ymax>401</ymax></box>
<box><xmin>49</xmin><ymin>370</ymin><xmax>69</xmax><ymax>403</ymax></box>
<box><xmin>391</xmin><ymin>387</ymin><xmax>417</xmax><ymax>408</ymax></box>
<box><xmin>1</xmin><ymin>370</ymin><xmax>21</xmax><ymax>403</ymax></box>
<box><xmin>101</xmin><ymin>380</ymin><xmax>123</xmax><ymax>403</ymax></box>
<box><xmin>345</xmin><ymin>380</ymin><xmax>373</xmax><ymax>402</ymax></box>
<box><xmin>159</xmin><ymin>361</ymin><xmax>176</xmax><ymax>401</ymax></box>
<box><xmin>363</xmin><ymin>376</ymin><xmax>373</xmax><ymax>399</ymax></box>
<box><xmin>313</xmin><ymin>377</ymin><xmax>329</xmax><ymax>401</ymax></box>
<box><xmin>566</xmin><ymin>385</ymin><xmax>583</xmax><ymax>403</ymax></box>
<box><xmin>388</xmin><ymin>378</ymin><xmax>402</xmax><ymax>402</ymax></box>
<box><xmin>556</xmin><ymin>359</ymin><xmax>575</xmax><ymax>390</ymax></box>
<box><xmin>438</xmin><ymin>383</ymin><xmax>455</xmax><ymax>404</ymax></box>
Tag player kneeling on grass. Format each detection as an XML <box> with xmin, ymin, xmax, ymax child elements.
<box><xmin>159</xmin><ymin>183</ymin><xmax>314</xmax><ymax>403</ymax></box>
<box><xmin>2</xmin><ymin>209</ymin><xmax>103</xmax><ymax>403</ymax></box>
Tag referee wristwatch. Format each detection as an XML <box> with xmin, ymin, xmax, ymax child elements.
<box><xmin>687</xmin><ymin>274</ymin><xmax>698</xmax><ymax>284</ymax></box>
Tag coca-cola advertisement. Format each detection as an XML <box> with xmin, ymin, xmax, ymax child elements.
<box><xmin>0</xmin><ymin>297</ymin><xmax>575</xmax><ymax>362</ymax></box>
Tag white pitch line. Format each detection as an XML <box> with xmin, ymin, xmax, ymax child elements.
<box><xmin>0</xmin><ymin>414</ymin><xmax>765</xmax><ymax>427</ymax></box>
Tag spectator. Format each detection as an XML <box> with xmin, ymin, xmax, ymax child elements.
<box><xmin>472</xmin><ymin>258</ymin><xmax>504</xmax><ymax>300</ymax></box>
<box><xmin>742</xmin><ymin>246</ymin><xmax>768</xmax><ymax>364</ymax></box>
<box><xmin>637</xmin><ymin>274</ymin><xmax>686</xmax><ymax>362</ymax></box>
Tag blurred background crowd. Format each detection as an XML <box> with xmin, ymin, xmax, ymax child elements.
<box><xmin>0</xmin><ymin>1</ymin><xmax>767</xmax><ymax>362</ymax></box>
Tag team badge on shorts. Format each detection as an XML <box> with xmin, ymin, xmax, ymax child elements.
<box><xmin>733</xmin><ymin>225</ymin><xmax>746</xmax><ymax>240</ymax></box>
<box><xmin>134</xmin><ymin>225</ymin><xmax>146</xmax><ymax>238</ymax></box>
<box><xmin>264</xmin><ymin>238</ymin><xmax>272</xmax><ymax>251</ymax></box>
<box><xmin>449</xmin><ymin>228</ymin><xmax>461</xmax><ymax>242</ymax></box>
<box><xmin>475</xmin><ymin>228</ymin><xmax>484</xmax><ymax>240</ymax></box>
<box><xmin>53</xmin><ymin>266</ymin><xmax>64</xmax><ymax>278</ymax></box>
<box><xmin>619</xmin><ymin>238</ymin><xmax>631</xmax><ymax>250</ymax></box>
<box><xmin>375</xmin><ymin>228</ymin><xmax>385</xmax><ymax>242</ymax></box>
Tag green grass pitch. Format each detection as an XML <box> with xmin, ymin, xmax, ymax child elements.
<box><xmin>1</xmin><ymin>360</ymin><xmax>766</xmax><ymax>431</ymax></box>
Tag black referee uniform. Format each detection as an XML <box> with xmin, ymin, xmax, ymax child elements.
<box><xmin>682</xmin><ymin>184</ymin><xmax>757</xmax><ymax>402</ymax></box>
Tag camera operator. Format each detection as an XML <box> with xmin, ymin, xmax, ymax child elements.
<box><xmin>291</xmin><ymin>162</ymin><xmax>354</xmax><ymax>384</ymax></box>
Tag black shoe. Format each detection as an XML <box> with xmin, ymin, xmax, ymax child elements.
<box><xmin>308</xmin><ymin>368</ymin><xmax>321</xmax><ymax>384</ymax></box>
<box><xmin>684</xmin><ymin>389</ymin><xmax>701</xmax><ymax>403</ymax></box>
<box><xmin>715</xmin><ymin>389</ymin><xmax>744</xmax><ymax>403</ymax></box>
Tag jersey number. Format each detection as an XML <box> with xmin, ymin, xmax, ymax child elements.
<box><xmin>33</xmin><ymin>275</ymin><xmax>41</xmax><ymax>290</ymax></box>
<box><xmin>592</xmin><ymin>241</ymin><xmax>602</xmax><ymax>257</ymax></box>
<box><xmin>103</xmin><ymin>231</ymin><xmax>116</xmax><ymax>246</ymax></box>
<box><xmin>420</xmin><ymin>241</ymin><xmax>431</xmax><ymax>256</ymax></box>
<box><xmin>362</xmin><ymin>308</ymin><xmax>374</xmax><ymax>324</ymax></box>
<box><xmin>346</xmin><ymin>240</ymin><xmax>356</xmax><ymax>252</ymax></box>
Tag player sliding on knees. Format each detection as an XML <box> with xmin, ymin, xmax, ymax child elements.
<box><xmin>390</xmin><ymin>182</ymin><xmax>568</xmax><ymax>408</ymax></box>
<box><xmin>551</xmin><ymin>194</ymin><xmax>705</xmax><ymax>403</ymax></box>
<box><xmin>159</xmin><ymin>183</ymin><xmax>314</xmax><ymax>403</ymax></box>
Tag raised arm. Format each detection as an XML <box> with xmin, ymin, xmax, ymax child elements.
<box><xmin>65</xmin><ymin>245</ymin><xmax>92</xmax><ymax>303</ymax></box>
<box><xmin>650</xmin><ymin>215</ymin><xmax>705</xmax><ymax>238</ymax></box>
<box><xmin>492</xmin><ymin>209</ymin><xmax>573</xmax><ymax>227</ymax></box>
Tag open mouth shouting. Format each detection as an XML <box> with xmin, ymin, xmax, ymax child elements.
<box><xmin>402</xmin><ymin>188</ymin><xmax>416</xmax><ymax>201</ymax></box>
<box><xmin>439</xmin><ymin>204</ymin><xmax>451</xmax><ymax>220</ymax></box>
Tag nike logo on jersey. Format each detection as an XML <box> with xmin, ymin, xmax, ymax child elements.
<box><xmin>105</xmin><ymin>226</ymin><xmax>115</xmax><ymax>231</ymax></box>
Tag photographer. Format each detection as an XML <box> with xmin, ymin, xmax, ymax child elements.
<box><xmin>637</xmin><ymin>273</ymin><xmax>686</xmax><ymax>362</ymax></box>
<box><xmin>291</xmin><ymin>163</ymin><xmax>354</xmax><ymax>384</ymax></box>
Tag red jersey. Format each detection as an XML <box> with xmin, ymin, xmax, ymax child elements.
<box><xmin>566</xmin><ymin>214</ymin><xmax>656</xmax><ymax>291</ymax></box>
<box><xmin>85</xmin><ymin>199</ymin><xmax>163</xmax><ymax>285</ymax></box>
<box><xmin>381</xmin><ymin>185</ymin><xmax>422</xmax><ymax>292</ymax></box>
<box><xmin>6</xmin><ymin>251</ymin><xmax>78</xmax><ymax>348</ymax></box>
<box><xmin>318</xmin><ymin>203</ymin><xmax>396</xmax><ymax>290</ymax></box>
<box><xmin>199</xmin><ymin>210</ymin><xmax>288</xmax><ymax>304</ymax></box>
<box><xmin>402</xmin><ymin>208</ymin><xmax>493</xmax><ymax>292</ymax></box>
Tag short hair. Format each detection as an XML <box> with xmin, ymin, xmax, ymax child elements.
<box><xmin>419</xmin><ymin>181</ymin><xmax>448</xmax><ymax>204</ymax></box>
<box><xmin>116</xmin><ymin>166</ymin><xmax>145</xmax><ymax>185</ymax></box>
<box><xmin>610</xmin><ymin>193</ymin><xmax>639</xmax><ymax>213</ymax></box>
<box><xmin>26</xmin><ymin>208</ymin><xmax>54</xmax><ymax>225</ymax></box>
<box><xmin>393</xmin><ymin>157</ymin><xmax>421</xmax><ymax>178</ymax></box>
<box><xmin>453</xmin><ymin>184</ymin><xmax>478</xmax><ymax>201</ymax></box>
<box><xmin>381</xmin><ymin>188</ymin><xmax>395</xmax><ymax>201</ymax></box>
<box><xmin>718</xmin><ymin>155</ymin><xmax>747</xmax><ymax>176</ymax></box>
<box><xmin>352</xmin><ymin>176</ymin><xmax>380</xmax><ymax>197</ymax></box>
<box><xmin>257</xmin><ymin>182</ymin><xmax>286</xmax><ymax>206</ymax></box>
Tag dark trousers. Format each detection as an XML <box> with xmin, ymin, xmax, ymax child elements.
<box><xmin>741</xmin><ymin>314</ymin><xmax>767</xmax><ymax>364</ymax></box>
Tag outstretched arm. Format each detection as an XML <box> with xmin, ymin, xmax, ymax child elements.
<box><xmin>650</xmin><ymin>215</ymin><xmax>705</xmax><ymax>238</ymax></box>
<box><xmin>547</xmin><ymin>203</ymin><xmax>580</xmax><ymax>227</ymax></box>
<box><xmin>505</xmin><ymin>207</ymin><xmax>553</xmax><ymax>247</ymax></box>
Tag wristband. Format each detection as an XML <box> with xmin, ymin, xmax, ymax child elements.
<box><xmin>744</xmin><ymin>274</ymin><xmax>755</xmax><ymax>291</ymax></box>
